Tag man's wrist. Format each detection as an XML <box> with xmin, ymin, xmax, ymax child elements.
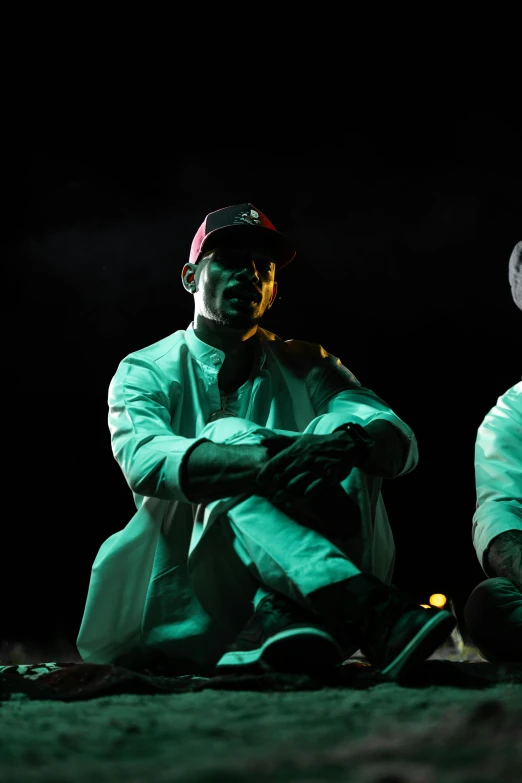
<box><xmin>332</xmin><ymin>422</ymin><xmax>375</xmax><ymax>467</ymax></box>
<box><xmin>359</xmin><ymin>419</ymin><xmax>408</xmax><ymax>478</ymax></box>
<box><xmin>182</xmin><ymin>441</ymin><xmax>270</xmax><ymax>503</ymax></box>
<box><xmin>486</xmin><ymin>530</ymin><xmax>522</xmax><ymax>590</ymax></box>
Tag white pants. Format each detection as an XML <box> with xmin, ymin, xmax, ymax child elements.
<box><xmin>187</xmin><ymin>413</ymin><xmax>394</xmax><ymax>639</ymax></box>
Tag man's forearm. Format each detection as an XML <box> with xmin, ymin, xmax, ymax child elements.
<box><xmin>181</xmin><ymin>420</ymin><xmax>410</xmax><ymax>504</ymax></box>
<box><xmin>486</xmin><ymin>530</ymin><xmax>522</xmax><ymax>591</ymax></box>
<box><xmin>362</xmin><ymin>419</ymin><xmax>409</xmax><ymax>478</ymax></box>
<box><xmin>181</xmin><ymin>441</ymin><xmax>270</xmax><ymax>503</ymax></box>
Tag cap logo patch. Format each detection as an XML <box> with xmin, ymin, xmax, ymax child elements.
<box><xmin>233</xmin><ymin>209</ymin><xmax>261</xmax><ymax>226</ymax></box>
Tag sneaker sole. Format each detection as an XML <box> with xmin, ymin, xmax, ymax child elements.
<box><xmin>215</xmin><ymin>627</ymin><xmax>345</xmax><ymax>675</ymax></box>
<box><xmin>381</xmin><ymin>610</ymin><xmax>457</xmax><ymax>680</ymax></box>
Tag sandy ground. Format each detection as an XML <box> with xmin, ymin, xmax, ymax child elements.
<box><xmin>1</xmin><ymin>679</ymin><xmax>521</xmax><ymax>783</ymax></box>
<box><xmin>1</xmin><ymin>630</ymin><xmax>521</xmax><ymax>782</ymax></box>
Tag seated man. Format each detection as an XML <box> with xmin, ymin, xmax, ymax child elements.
<box><xmin>76</xmin><ymin>203</ymin><xmax>455</xmax><ymax>680</ymax></box>
<box><xmin>464</xmin><ymin>243</ymin><xmax>522</xmax><ymax>662</ymax></box>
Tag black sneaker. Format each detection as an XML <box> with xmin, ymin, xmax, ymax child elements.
<box><xmin>307</xmin><ymin>574</ymin><xmax>456</xmax><ymax>681</ymax></box>
<box><xmin>215</xmin><ymin>592</ymin><xmax>345</xmax><ymax>675</ymax></box>
<box><xmin>360</xmin><ymin>587</ymin><xmax>457</xmax><ymax>679</ymax></box>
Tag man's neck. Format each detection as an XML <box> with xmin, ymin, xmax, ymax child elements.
<box><xmin>193</xmin><ymin>316</ymin><xmax>258</xmax><ymax>357</ymax></box>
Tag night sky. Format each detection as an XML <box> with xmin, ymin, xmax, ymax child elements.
<box><xmin>7</xmin><ymin>110</ymin><xmax>521</xmax><ymax>652</ymax></box>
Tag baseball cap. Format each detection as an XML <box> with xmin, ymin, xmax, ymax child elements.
<box><xmin>508</xmin><ymin>241</ymin><xmax>522</xmax><ymax>312</ymax></box>
<box><xmin>189</xmin><ymin>203</ymin><xmax>296</xmax><ymax>270</ymax></box>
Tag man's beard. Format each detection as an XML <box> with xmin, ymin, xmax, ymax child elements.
<box><xmin>210</xmin><ymin>303</ymin><xmax>262</xmax><ymax>328</ymax></box>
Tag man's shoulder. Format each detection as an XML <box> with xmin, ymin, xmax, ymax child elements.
<box><xmin>478</xmin><ymin>381</ymin><xmax>522</xmax><ymax>441</ymax></box>
<box><xmin>490</xmin><ymin>382</ymin><xmax>522</xmax><ymax>418</ymax></box>
<box><xmin>506</xmin><ymin>380</ymin><xmax>522</xmax><ymax>399</ymax></box>
<box><xmin>259</xmin><ymin>327</ymin><xmax>335</xmax><ymax>363</ymax></box>
<box><xmin>259</xmin><ymin>328</ymin><xmax>361</xmax><ymax>387</ymax></box>
<box><xmin>495</xmin><ymin>382</ymin><xmax>522</xmax><ymax>422</ymax></box>
<box><xmin>119</xmin><ymin>330</ymin><xmax>187</xmax><ymax>365</ymax></box>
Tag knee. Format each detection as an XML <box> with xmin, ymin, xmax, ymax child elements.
<box><xmin>464</xmin><ymin>577</ymin><xmax>522</xmax><ymax>662</ymax></box>
<box><xmin>464</xmin><ymin>577</ymin><xmax>518</xmax><ymax>636</ymax></box>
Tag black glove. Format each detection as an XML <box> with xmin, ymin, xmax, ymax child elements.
<box><xmin>256</xmin><ymin>424</ymin><xmax>374</xmax><ymax>505</ymax></box>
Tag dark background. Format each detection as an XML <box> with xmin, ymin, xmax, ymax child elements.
<box><xmin>6</xmin><ymin>110</ymin><xmax>521</xmax><ymax>657</ymax></box>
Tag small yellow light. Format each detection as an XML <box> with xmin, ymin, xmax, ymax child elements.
<box><xmin>419</xmin><ymin>604</ymin><xmax>432</xmax><ymax>609</ymax></box>
<box><xmin>429</xmin><ymin>593</ymin><xmax>447</xmax><ymax>608</ymax></box>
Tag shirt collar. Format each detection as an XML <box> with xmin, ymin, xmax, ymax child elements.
<box><xmin>185</xmin><ymin>321</ymin><xmax>267</xmax><ymax>372</ymax></box>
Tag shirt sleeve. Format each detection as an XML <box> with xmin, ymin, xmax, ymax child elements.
<box><xmin>108</xmin><ymin>355</ymin><xmax>211</xmax><ymax>504</ymax></box>
<box><xmin>310</xmin><ymin>352</ymin><xmax>419</xmax><ymax>477</ymax></box>
<box><xmin>472</xmin><ymin>382</ymin><xmax>522</xmax><ymax>576</ymax></box>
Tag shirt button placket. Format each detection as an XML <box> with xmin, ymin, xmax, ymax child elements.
<box><xmin>208</xmin><ymin>355</ymin><xmax>222</xmax><ymax>405</ymax></box>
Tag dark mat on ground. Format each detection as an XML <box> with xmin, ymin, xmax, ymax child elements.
<box><xmin>1</xmin><ymin>659</ymin><xmax>521</xmax><ymax>702</ymax></box>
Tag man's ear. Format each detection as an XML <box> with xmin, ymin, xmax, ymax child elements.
<box><xmin>182</xmin><ymin>263</ymin><xmax>198</xmax><ymax>293</ymax></box>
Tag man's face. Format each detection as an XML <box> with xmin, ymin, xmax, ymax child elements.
<box><xmin>184</xmin><ymin>241</ymin><xmax>278</xmax><ymax>328</ymax></box>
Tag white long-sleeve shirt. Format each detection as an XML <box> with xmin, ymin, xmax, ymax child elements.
<box><xmin>77</xmin><ymin>321</ymin><xmax>418</xmax><ymax>667</ymax></box>
<box><xmin>472</xmin><ymin>381</ymin><xmax>522</xmax><ymax>576</ymax></box>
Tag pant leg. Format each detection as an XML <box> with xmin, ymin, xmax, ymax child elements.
<box><xmin>188</xmin><ymin>414</ymin><xmax>387</xmax><ymax>637</ymax></box>
<box><xmin>464</xmin><ymin>577</ymin><xmax>522</xmax><ymax>662</ymax></box>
